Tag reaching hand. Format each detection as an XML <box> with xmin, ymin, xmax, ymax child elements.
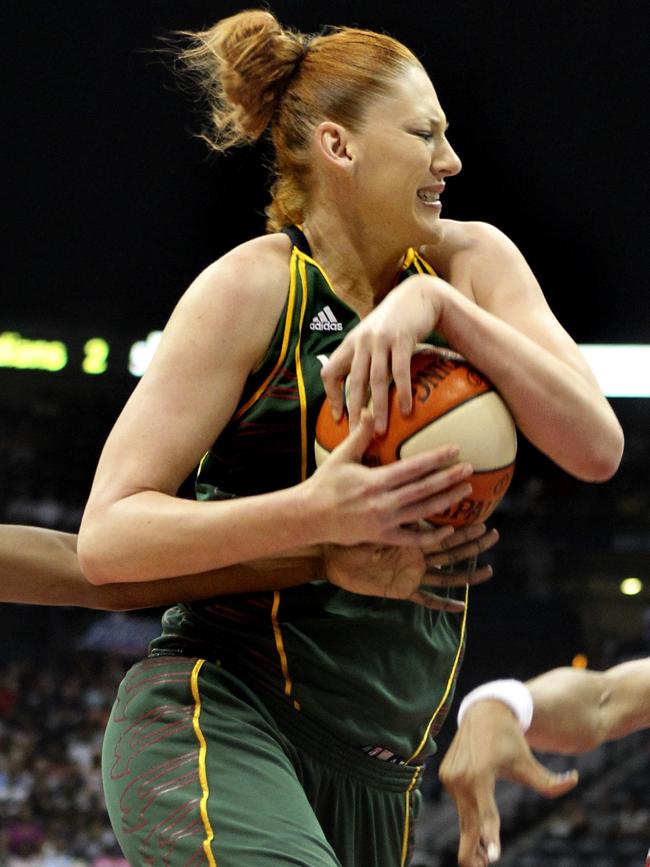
<box><xmin>320</xmin><ymin>274</ymin><xmax>450</xmax><ymax>433</ymax></box>
<box><xmin>425</xmin><ymin>522</ymin><xmax>499</xmax><ymax>583</ymax></box>
<box><xmin>439</xmin><ymin>701</ymin><xmax>579</xmax><ymax>866</ymax></box>
<box><xmin>324</xmin><ymin>522</ymin><xmax>498</xmax><ymax>611</ymax></box>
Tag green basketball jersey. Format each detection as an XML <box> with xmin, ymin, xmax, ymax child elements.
<box><xmin>150</xmin><ymin>228</ymin><xmax>467</xmax><ymax>762</ymax></box>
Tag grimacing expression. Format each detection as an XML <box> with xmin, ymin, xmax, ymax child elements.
<box><xmin>348</xmin><ymin>65</ymin><xmax>462</xmax><ymax>246</ymax></box>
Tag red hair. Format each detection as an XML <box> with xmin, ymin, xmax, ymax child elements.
<box><xmin>177</xmin><ymin>10</ymin><xmax>421</xmax><ymax>230</ymax></box>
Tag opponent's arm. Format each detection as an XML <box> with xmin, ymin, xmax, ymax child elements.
<box><xmin>439</xmin><ymin>660</ymin><xmax>650</xmax><ymax>865</ymax></box>
<box><xmin>527</xmin><ymin>658</ymin><xmax>650</xmax><ymax>752</ymax></box>
<box><xmin>1</xmin><ymin>526</ymin><xmax>93</xmax><ymax>607</ymax></box>
<box><xmin>1</xmin><ymin>520</ymin><xmax>496</xmax><ymax>612</ymax></box>
<box><xmin>0</xmin><ymin>525</ymin><xmax>320</xmax><ymax>611</ymax></box>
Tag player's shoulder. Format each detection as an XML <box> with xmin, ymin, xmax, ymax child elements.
<box><xmin>419</xmin><ymin>219</ymin><xmax>517</xmax><ymax>267</ymax></box>
<box><xmin>193</xmin><ymin>232</ymin><xmax>293</xmax><ymax>304</ymax></box>
<box><xmin>166</xmin><ymin>232</ymin><xmax>293</xmax><ymax>349</ymax></box>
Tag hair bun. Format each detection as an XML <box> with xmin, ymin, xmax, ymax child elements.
<box><xmin>182</xmin><ymin>10</ymin><xmax>307</xmax><ymax>145</ymax></box>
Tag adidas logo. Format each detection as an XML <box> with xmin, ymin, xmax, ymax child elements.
<box><xmin>309</xmin><ymin>305</ymin><xmax>343</xmax><ymax>332</ymax></box>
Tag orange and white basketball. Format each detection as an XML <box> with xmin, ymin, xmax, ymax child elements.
<box><xmin>314</xmin><ymin>345</ymin><xmax>517</xmax><ymax>527</ymax></box>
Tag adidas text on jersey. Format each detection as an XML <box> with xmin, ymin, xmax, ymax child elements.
<box><xmin>310</xmin><ymin>306</ymin><xmax>343</xmax><ymax>332</ymax></box>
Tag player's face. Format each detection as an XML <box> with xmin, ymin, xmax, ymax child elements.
<box><xmin>350</xmin><ymin>65</ymin><xmax>462</xmax><ymax>246</ymax></box>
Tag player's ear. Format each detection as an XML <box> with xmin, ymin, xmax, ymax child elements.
<box><xmin>314</xmin><ymin>121</ymin><xmax>354</xmax><ymax>169</ymax></box>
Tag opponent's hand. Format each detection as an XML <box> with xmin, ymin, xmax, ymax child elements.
<box><xmin>439</xmin><ymin>702</ymin><xmax>579</xmax><ymax>866</ymax></box>
<box><xmin>320</xmin><ymin>274</ymin><xmax>450</xmax><ymax>433</ymax></box>
<box><xmin>324</xmin><ymin>543</ymin><xmax>461</xmax><ymax>610</ymax></box>
<box><xmin>324</xmin><ymin>523</ymin><xmax>498</xmax><ymax>610</ymax></box>
<box><xmin>424</xmin><ymin>522</ymin><xmax>499</xmax><ymax>584</ymax></box>
<box><xmin>306</xmin><ymin>410</ymin><xmax>474</xmax><ymax>548</ymax></box>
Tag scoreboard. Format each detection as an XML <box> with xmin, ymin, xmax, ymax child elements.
<box><xmin>1</xmin><ymin>327</ymin><xmax>648</xmax><ymax>398</ymax></box>
<box><xmin>0</xmin><ymin>328</ymin><xmax>162</xmax><ymax>380</ymax></box>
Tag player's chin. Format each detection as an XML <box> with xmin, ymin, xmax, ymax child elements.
<box><xmin>413</xmin><ymin>210</ymin><xmax>443</xmax><ymax>245</ymax></box>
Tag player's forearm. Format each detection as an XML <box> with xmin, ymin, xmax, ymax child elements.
<box><xmin>0</xmin><ymin>526</ymin><xmax>95</xmax><ymax>607</ymax></box>
<box><xmin>1</xmin><ymin>524</ymin><xmax>321</xmax><ymax>609</ymax></box>
<box><xmin>527</xmin><ymin>662</ymin><xmax>650</xmax><ymax>754</ymax></box>
<box><xmin>99</xmin><ymin>555</ymin><xmax>320</xmax><ymax>610</ymax></box>
<box><xmin>434</xmin><ymin>283</ymin><xmax>623</xmax><ymax>481</ymax></box>
<box><xmin>79</xmin><ymin>485</ymin><xmax>324</xmax><ymax>585</ymax></box>
<box><xmin>457</xmin><ymin>663</ymin><xmax>650</xmax><ymax>757</ymax></box>
<box><xmin>598</xmin><ymin>660</ymin><xmax>650</xmax><ymax>742</ymax></box>
<box><xmin>525</xmin><ymin>668</ymin><xmax>607</xmax><ymax>753</ymax></box>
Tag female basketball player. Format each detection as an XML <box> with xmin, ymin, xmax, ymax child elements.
<box><xmin>76</xmin><ymin>10</ymin><xmax>624</xmax><ymax>866</ymax></box>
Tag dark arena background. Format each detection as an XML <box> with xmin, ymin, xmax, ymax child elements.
<box><xmin>2</xmin><ymin>1</ymin><xmax>649</xmax><ymax>864</ymax></box>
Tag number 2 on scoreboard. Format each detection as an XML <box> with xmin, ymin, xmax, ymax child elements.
<box><xmin>82</xmin><ymin>337</ymin><xmax>110</xmax><ymax>375</ymax></box>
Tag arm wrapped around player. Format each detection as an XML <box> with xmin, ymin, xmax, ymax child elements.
<box><xmin>324</xmin><ymin>521</ymin><xmax>498</xmax><ymax>610</ymax></box>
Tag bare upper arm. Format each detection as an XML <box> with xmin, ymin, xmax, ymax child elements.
<box><xmin>86</xmin><ymin>233</ymin><xmax>292</xmax><ymax>508</ymax></box>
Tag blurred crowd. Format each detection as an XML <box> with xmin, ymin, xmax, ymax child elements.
<box><xmin>2</xmin><ymin>644</ymin><xmax>650</xmax><ymax>866</ymax></box>
<box><xmin>0</xmin><ymin>656</ymin><xmax>128</xmax><ymax>866</ymax></box>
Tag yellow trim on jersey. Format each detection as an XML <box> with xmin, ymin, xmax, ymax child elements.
<box><xmin>406</xmin><ymin>584</ymin><xmax>470</xmax><ymax>763</ymax></box>
<box><xmin>294</xmin><ymin>249</ymin><xmax>337</xmax><ymax>295</ymax></box>
<box><xmin>234</xmin><ymin>248</ymin><xmax>299</xmax><ymax>420</ymax></box>
<box><xmin>190</xmin><ymin>659</ymin><xmax>218</xmax><ymax>867</ymax></box>
<box><xmin>401</xmin><ymin>248</ymin><xmax>416</xmax><ymax>270</ymax></box>
<box><xmin>298</xmin><ymin>246</ymin><xmax>424</xmax><ymax>289</ymax></box>
<box><xmin>197</xmin><ymin>450</ymin><xmax>210</xmax><ymax>477</ymax></box>
<box><xmin>266</xmin><ymin>257</ymin><xmax>309</xmax><ymax>714</ymax></box>
<box><xmin>400</xmin><ymin>766</ymin><xmax>422</xmax><ymax>866</ymax></box>
<box><xmin>290</xmin><ymin>246</ymin><xmax>432</xmax><ymax>310</ymax></box>
<box><xmin>271</xmin><ymin>591</ymin><xmax>301</xmax><ymax>711</ymax></box>
<box><xmin>295</xmin><ymin>257</ymin><xmax>310</xmax><ymax>481</ymax></box>
<box><xmin>413</xmin><ymin>251</ymin><xmax>437</xmax><ymax>276</ymax></box>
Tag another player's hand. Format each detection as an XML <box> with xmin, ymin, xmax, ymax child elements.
<box><xmin>320</xmin><ymin>274</ymin><xmax>450</xmax><ymax>434</ymax></box>
<box><xmin>439</xmin><ymin>702</ymin><xmax>579</xmax><ymax>866</ymax></box>
<box><xmin>424</xmin><ymin>522</ymin><xmax>499</xmax><ymax>583</ymax></box>
<box><xmin>306</xmin><ymin>410</ymin><xmax>475</xmax><ymax>548</ymax></box>
<box><xmin>324</xmin><ymin>524</ymin><xmax>497</xmax><ymax>610</ymax></box>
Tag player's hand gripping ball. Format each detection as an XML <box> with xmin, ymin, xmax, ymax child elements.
<box><xmin>315</xmin><ymin>345</ymin><xmax>517</xmax><ymax>527</ymax></box>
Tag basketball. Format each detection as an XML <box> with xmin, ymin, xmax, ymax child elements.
<box><xmin>314</xmin><ymin>345</ymin><xmax>517</xmax><ymax>527</ymax></box>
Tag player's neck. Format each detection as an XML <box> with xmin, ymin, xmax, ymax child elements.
<box><xmin>302</xmin><ymin>210</ymin><xmax>406</xmax><ymax>316</ymax></box>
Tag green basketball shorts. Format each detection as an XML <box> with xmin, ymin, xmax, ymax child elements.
<box><xmin>102</xmin><ymin>657</ymin><xmax>424</xmax><ymax>866</ymax></box>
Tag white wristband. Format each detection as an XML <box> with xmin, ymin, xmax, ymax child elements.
<box><xmin>457</xmin><ymin>679</ymin><xmax>534</xmax><ymax>731</ymax></box>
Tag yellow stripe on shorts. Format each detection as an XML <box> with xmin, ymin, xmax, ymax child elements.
<box><xmin>190</xmin><ymin>659</ymin><xmax>218</xmax><ymax>866</ymax></box>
